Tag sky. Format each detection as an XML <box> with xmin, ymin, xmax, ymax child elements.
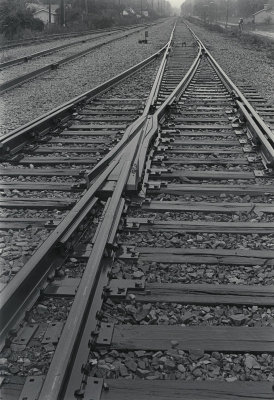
<box><xmin>169</xmin><ymin>0</ymin><xmax>184</xmax><ymax>9</ymax></box>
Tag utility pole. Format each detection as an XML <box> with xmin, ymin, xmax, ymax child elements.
<box><xmin>49</xmin><ymin>0</ymin><xmax>52</xmax><ymax>24</ymax></box>
<box><xmin>203</xmin><ymin>4</ymin><xmax>208</xmax><ymax>23</ymax></box>
<box><xmin>60</xmin><ymin>0</ymin><xmax>65</xmax><ymax>26</ymax></box>
<box><xmin>225</xmin><ymin>0</ymin><xmax>229</xmax><ymax>28</ymax></box>
<box><xmin>85</xmin><ymin>0</ymin><xmax>88</xmax><ymax>15</ymax></box>
<box><xmin>141</xmin><ymin>0</ymin><xmax>143</xmax><ymax>17</ymax></box>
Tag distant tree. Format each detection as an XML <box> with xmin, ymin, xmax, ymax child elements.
<box><xmin>181</xmin><ymin>0</ymin><xmax>269</xmax><ymax>19</ymax></box>
<box><xmin>0</xmin><ymin>0</ymin><xmax>44</xmax><ymax>38</ymax></box>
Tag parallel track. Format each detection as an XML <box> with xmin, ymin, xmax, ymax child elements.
<box><xmin>1</xmin><ymin>20</ymin><xmax>274</xmax><ymax>400</ymax></box>
<box><xmin>0</xmin><ymin>26</ymin><xmax>131</xmax><ymax>51</ymax></box>
<box><xmin>0</xmin><ymin>30</ymin><xmax>121</xmax><ymax>69</ymax></box>
<box><xmin>0</xmin><ymin>22</ymin><xmax>160</xmax><ymax>93</ymax></box>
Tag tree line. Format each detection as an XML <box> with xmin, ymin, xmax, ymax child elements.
<box><xmin>0</xmin><ymin>0</ymin><xmax>172</xmax><ymax>39</ymax></box>
<box><xmin>59</xmin><ymin>0</ymin><xmax>172</xmax><ymax>27</ymax></box>
<box><xmin>0</xmin><ymin>0</ymin><xmax>44</xmax><ymax>39</ymax></box>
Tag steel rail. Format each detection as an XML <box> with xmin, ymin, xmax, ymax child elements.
<box><xmin>0</xmin><ymin>23</ymin><xmax>157</xmax><ymax>94</ymax></box>
<box><xmin>39</xmin><ymin>137</ymin><xmax>143</xmax><ymax>400</ymax></box>
<box><xmin>0</xmin><ymin>157</ymin><xmax>119</xmax><ymax>351</ymax></box>
<box><xmin>0</xmin><ymin>20</ymin><xmax>178</xmax><ymax>353</ymax></box>
<box><xmin>0</xmin><ymin>28</ymin><xmax>121</xmax><ymax>51</ymax></box>
<box><xmin>127</xmin><ymin>42</ymin><xmax>202</xmax><ymax>191</ymax></box>
<box><xmin>129</xmin><ymin>22</ymin><xmax>274</xmax><ymax>191</ymax></box>
<box><xmin>0</xmin><ymin>43</ymin><xmax>167</xmax><ymax>158</ymax></box>
<box><xmin>0</xmin><ymin>39</ymin><xmax>170</xmax><ymax>350</ymax></box>
<box><xmin>0</xmin><ymin>22</ymin><xmax>158</xmax><ymax>68</ymax></box>
<box><xmin>33</xmin><ymin>23</ymin><xmax>273</xmax><ymax>400</ymax></box>
<box><xmin>0</xmin><ymin>23</ymin><xmax>150</xmax><ymax>51</ymax></box>
<box><xmin>35</xmin><ymin>23</ymin><xmax>182</xmax><ymax>400</ymax></box>
<box><xmin>86</xmin><ymin>23</ymin><xmax>177</xmax><ymax>184</ymax></box>
<box><xmin>186</xmin><ymin>23</ymin><xmax>274</xmax><ymax>167</ymax></box>
<box><xmin>142</xmin><ymin>24</ymin><xmax>176</xmax><ymax>115</ymax></box>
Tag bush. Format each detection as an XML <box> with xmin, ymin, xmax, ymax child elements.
<box><xmin>264</xmin><ymin>16</ymin><xmax>272</xmax><ymax>25</ymax></box>
<box><xmin>207</xmin><ymin>24</ymin><xmax>225</xmax><ymax>33</ymax></box>
<box><xmin>0</xmin><ymin>0</ymin><xmax>44</xmax><ymax>39</ymax></box>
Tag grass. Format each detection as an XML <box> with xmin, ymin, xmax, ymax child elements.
<box><xmin>254</xmin><ymin>24</ymin><xmax>274</xmax><ymax>33</ymax></box>
<box><xmin>187</xmin><ymin>16</ymin><xmax>274</xmax><ymax>61</ymax></box>
<box><xmin>0</xmin><ymin>51</ymin><xmax>14</xmax><ymax>62</ymax></box>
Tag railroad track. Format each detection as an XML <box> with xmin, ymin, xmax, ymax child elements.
<box><xmin>0</xmin><ymin>22</ymin><xmax>161</xmax><ymax>93</ymax></box>
<box><xmin>0</xmin><ymin>30</ymin><xmax>123</xmax><ymax>69</ymax></box>
<box><xmin>0</xmin><ymin>23</ymin><xmax>160</xmax><ymax>51</ymax></box>
<box><xmin>0</xmin><ymin>26</ymin><xmax>127</xmax><ymax>51</ymax></box>
<box><xmin>1</xmin><ymin>20</ymin><xmax>274</xmax><ymax>400</ymax></box>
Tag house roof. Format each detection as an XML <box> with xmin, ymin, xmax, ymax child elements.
<box><xmin>123</xmin><ymin>7</ymin><xmax>136</xmax><ymax>14</ymax></box>
<box><xmin>27</xmin><ymin>3</ymin><xmax>59</xmax><ymax>13</ymax></box>
<box><xmin>253</xmin><ymin>8</ymin><xmax>274</xmax><ymax>15</ymax></box>
<box><xmin>33</xmin><ymin>8</ymin><xmax>57</xmax><ymax>15</ymax></box>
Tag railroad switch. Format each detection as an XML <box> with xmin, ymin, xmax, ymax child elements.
<box><xmin>156</xmin><ymin>145</ymin><xmax>170</xmax><ymax>151</ymax></box>
<box><xmin>254</xmin><ymin>170</ymin><xmax>265</xmax><ymax>177</ymax></box>
<box><xmin>119</xmin><ymin>245</ymin><xmax>139</xmax><ymax>260</ymax></box>
<box><xmin>78</xmin><ymin>377</ymin><xmax>104</xmax><ymax>400</ymax></box>
<box><xmin>105</xmin><ymin>279</ymin><xmax>145</xmax><ymax>299</ymax></box>
<box><xmin>45</xmin><ymin>219</ymin><xmax>59</xmax><ymax>228</ymax></box>
<box><xmin>247</xmin><ymin>156</ymin><xmax>256</xmax><ymax>163</ymax></box>
<box><xmin>145</xmin><ymin>181</ymin><xmax>167</xmax><ymax>189</ymax></box>
<box><xmin>96</xmin><ymin>322</ymin><xmax>114</xmax><ymax>346</ymax></box>
<box><xmin>19</xmin><ymin>376</ymin><xmax>44</xmax><ymax>400</ymax></box>
<box><xmin>9</xmin><ymin>154</ymin><xmax>23</xmax><ymax>162</ymax></box>
<box><xmin>142</xmin><ymin>197</ymin><xmax>151</xmax><ymax>205</ymax></box>
<box><xmin>243</xmin><ymin>145</ymin><xmax>253</xmax><ymax>153</ymax></box>
<box><xmin>234</xmin><ymin>129</ymin><xmax>244</xmax><ymax>135</ymax></box>
<box><xmin>149</xmin><ymin>168</ymin><xmax>172</xmax><ymax>176</ymax></box>
<box><xmin>159</xmin><ymin>137</ymin><xmax>174</xmax><ymax>144</ymax></box>
<box><xmin>50</xmin><ymin>62</ymin><xmax>59</xmax><ymax>70</ymax></box>
<box><xmin>154</xmin><ymin>155</ymin><xmax>168</xmax><ymax>162</ymax></box>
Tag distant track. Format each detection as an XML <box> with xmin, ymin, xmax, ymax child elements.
<box><xmin>0</xmin><ymin>26</ymin><xmax>125</xmax><ymax>51</ymax></box>
<box><xmin>0</xmin><ymin>30</ymin><xmax>119</xmax><ymax>69</ymax></box>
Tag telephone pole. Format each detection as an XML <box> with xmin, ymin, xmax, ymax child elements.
<box><xmin>49</xmin><ymin>0</ymin><xmax>52</xmax><ymax>24</ymax></box>
<box><xmin>225</xmin><ymin>0</ymin><xmax>229</xmax><ymax>28</ymax></box>
<box><xmin>60</xmin><ymin>0</ymin><xmax>65</xmax><ymax>26</ymax></box>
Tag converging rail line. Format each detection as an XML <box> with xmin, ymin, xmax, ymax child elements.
<box><xmin>0</xmin><ymin>20</ymin><xmax>274</xmax><ymax>400</ymax></box>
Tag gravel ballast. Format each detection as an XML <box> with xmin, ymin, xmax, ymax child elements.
<box><xmin>89</xmin><ymin>350</ymin><xmax>274</xmax><ymax>382</ymax></box>
<box><xmin>0</xmin><ymin>19</ymin><xmax>175</xmax><ymax>135</ymax></box>
<box><xmin>110</xmin><ymin>260</ymin><xmax>274</xmax><ymax>285</ymax></box>
<box><xmin>102</xmin><ymin>301</ymin><xmax>274</xmax><ymax>327</ymax></box>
